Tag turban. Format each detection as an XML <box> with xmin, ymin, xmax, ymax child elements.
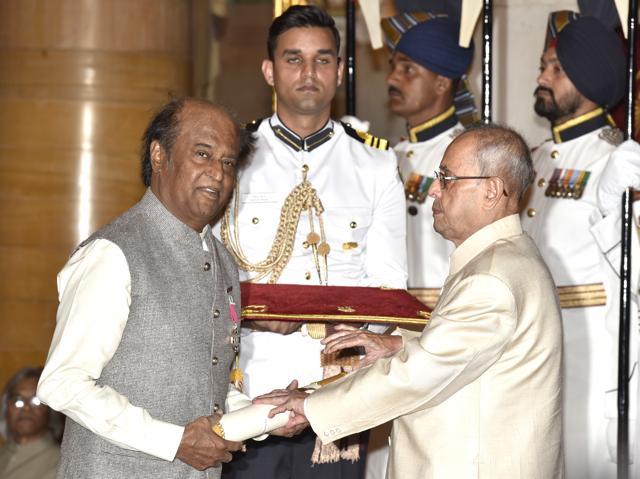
<box><xmin>546</xmin><ymin>12</ymin><xmax>625</xmax><ymax>108</ymax></box>
<box><xmin>384</xmin><ymin>15</ymin><xmax>474</xmax><ymax>79</ymax></box>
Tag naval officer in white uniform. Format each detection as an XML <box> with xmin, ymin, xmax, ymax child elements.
<box><xmin>217</xmin><ymin>6</ymin><xmax>407</xmax><ymax>479</ymax></box>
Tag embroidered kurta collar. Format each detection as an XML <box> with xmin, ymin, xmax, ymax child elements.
<box><xmin>269</xmin><ymin>116</ymin><xmax>334</xmax><ymax>152</ymax></box>
<box><xmin>449</xmin><ymin>214</ymin><xmax>522</xmax><ymax>276</ymax></box>
<box><xmin>551</xmin><ymin>108</ymin><xmax>614</xmax><ymax>144</ymax></box>
<box><xmin>408</xmin><ymin>106</ymin><xmax>458</xmax><ymax>143</ymax></box>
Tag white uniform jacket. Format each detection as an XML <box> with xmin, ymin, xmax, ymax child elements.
<box><xmin>520</xmin><ymin>109</ymin><xmax>629</xmax><ymax>478</ymax></box>
<box><xmin>218</xmin><ymin>115</ymin><xmax>408</xmax><ymax>397</ymax></box>
<box><xmin>306</xmin><ymin>214</ymin><xmax>564</xmax><ymax>479</ymax></box>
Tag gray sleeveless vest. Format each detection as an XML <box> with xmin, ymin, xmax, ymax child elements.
<box><xmin>57</xmin><ymin>189</ymin><xmax>239</xmax><ymax>479</ymax></box>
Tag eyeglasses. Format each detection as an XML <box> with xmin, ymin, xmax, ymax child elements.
<box><xmin>9</xmin><ymin>394</ymin><xmax>44</xmax><ymax>409</ymax></box>
<box><xmin>433</xmin><ymin>170</ymin><xmax>509</xmax><ymax>197</ymax></box>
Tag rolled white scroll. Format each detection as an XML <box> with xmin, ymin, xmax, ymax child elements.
<box><xmin>215</xmin><ymin>372</ymin><xmax>348</xmax><ymax>441</ymax></box>
<box><xmin>216</xmin><ymin>403</ymin><xmax>290</xmax><ymax>441</ymax></box>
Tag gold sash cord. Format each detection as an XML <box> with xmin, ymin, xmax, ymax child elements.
<box><xmin>409</xmin><ymin>283</ymin><xmax>607</xmax><ymax>310</ymax></box>
<box><xmin>221</xmin><ymin>167</ymin><xmax>328</xmax><ymax>284</ymax></box>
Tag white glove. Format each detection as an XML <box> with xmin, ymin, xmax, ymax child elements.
<box><xmin>598</xmin><ymin>140</ymin><xmax>640</xmax><ymax>216</ymax></box>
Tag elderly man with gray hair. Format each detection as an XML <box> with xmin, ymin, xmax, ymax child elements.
<box><xmin>256</xmin><ymin>124</ymin><xmax>564</xmax><ymax>479</ymax></box>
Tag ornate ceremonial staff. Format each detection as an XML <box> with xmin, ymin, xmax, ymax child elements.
<box><xmin>618</xmin><ymin>1</ymin><xmax>637</xmax><ymax>476</ymax></box>
<box><xmin>481</xmin><ymin>0</ymin><xmax>492</xmax><ymax>123</ymax></box>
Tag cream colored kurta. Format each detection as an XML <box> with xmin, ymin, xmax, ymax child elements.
<box><xmin>305</xmin><ymin>214</ymin><xmax>564</xmax><ymax>478</ymax></box>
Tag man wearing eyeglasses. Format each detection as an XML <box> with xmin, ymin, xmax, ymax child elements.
<box><xmin>520</xmin><ymin>12</ymin><xmax>630</xmax><ymax>477</ymax></box>
<box><xmin>255</xmin><ymin>124</ymin><xmax>564</xmax><ymax>478</ymax></box>
<box><xmin>0</xmin><ymin>367</ymin><xmax>60</xmax><ymax>479</ymax></box>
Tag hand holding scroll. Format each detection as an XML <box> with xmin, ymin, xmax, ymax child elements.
<box><xmin>176</xmin><ymin>413</ymin><xmax>242</xmax><ymax>470</ymax></box>
<box><xmin>253</xmin><ymin>380</ymin><xmax>310</xmax><ymax>437</ymax></box>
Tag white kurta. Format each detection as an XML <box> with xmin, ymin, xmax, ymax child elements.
<box><xmin>218</xmin><ymin>115</ymin><xmax>408</xmax><ymax>398</ymax></box>
<box><xmin>521</xmin><ymin>124</ymin><xmax>628</xmax><ymax>478</ymax></box>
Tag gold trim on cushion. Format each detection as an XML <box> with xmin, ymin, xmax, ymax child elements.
<box><xmin>241</xmin><ymin>311</ymin><xmax>431</xmax><ymax>325</ymax></box>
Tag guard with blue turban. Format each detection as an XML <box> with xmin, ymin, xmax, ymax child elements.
<box><xmin>520</xmin><ymin>11</ymin><xmax>630</xmax><ymax>479</ymax></box>
<box><xmin>382</xmin><ymin>13</ymin><xmax>474</xmax><ymax>305</ymax></box>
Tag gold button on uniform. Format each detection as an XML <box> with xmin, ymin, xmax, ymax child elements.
<box><xmin>305</xmin><ymin>272</ymin><xmax>311</xmax><ymax>280</ymax></box>
<box><xmin>302</xmin><ymin>164</ymin><xmax>309</xmax><ymax>173</ymax></box>
<box><xmin>350</xmin><ymin>221</ymin><xmax>357</xmax><ymax>229</ymax></box>
<box><xmin>406</xmin><ymin>150</ymin><xmax>414</xmax><ymax>158</ymax></box>
<box><xmin>212</xmin><ymin>356</ymin><xmax>219</xmax><ymax>365</ymax></box>
<box><xmin>203</xmin><ymin>262</ymin><xmax>211</xmax><ymax>271</ymax></box>
<box><xmin>302</xmin><ymin>241</ymin><xmax>309</xmax><ymax>249</ymax></box>
<box><xmin>213</xmin><ymin>403</ymin><xmax>220</xmax><ymax>412</ymax></box>
<box><xmin>527</xmin><ymin>208</ymin><xmax>536</xmax><ymax>218</ymax></box>
<box><xmin>252</xmin><ymin>217</ymin><xmax>259</xmax><ymax>224</ymax></box>
<box><xmin>551</xmin><ymin>150</ymin><xmax>559</xmax><ymax>159</ymax></box>
<box><xmin>538</xmin><ymin>178</ymin><xmax>546</xmax><ymax>188</ymax></box>
<box><xmin>213</xmin><ymin>309</ymin><xmax>220</xmax><ymax>318</ymax></box>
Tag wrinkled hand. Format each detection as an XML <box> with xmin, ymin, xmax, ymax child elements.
<box><xmin>253</xmin><ymin>380</ymin><xmax>309</xmax><ymax>436</ymax></box>
<box><xmin>322</xmin><ymin>324</ymin><xmax>403</xmax><ymax>369</ymax></box>
<box><xmin>176</xmin><ymin>414</ymin><xmax>242</xmax><ymax>471</ymax></box>
<box><xmin>245</xmin><ymin>320</ymin><xmax>301</xmax><ymax>335</ymax></box>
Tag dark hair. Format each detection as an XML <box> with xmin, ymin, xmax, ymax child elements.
<box><xmin>141</xmin><ymin>98</ymin><xmax>256</xmax><ymax>186</ymax></box>
<box><xmin>462</xmin><ymin>123</ymin><xmax>535</xmax><ymax>201</ymax></box>
<box><xmin>0</xmin><ymin>366</ymin><xmax>64</xmax><ymax>442</ymax></box>
<box><xmin>267</xmin><ymin>5</ymin><xmax>341</xmax><ymax>60</ymax></box>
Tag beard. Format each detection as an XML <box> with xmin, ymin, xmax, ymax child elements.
<box><xmin>534</xmin><ymin>86</ymin><xmax>582</xmax><ymax>123</ymax></box>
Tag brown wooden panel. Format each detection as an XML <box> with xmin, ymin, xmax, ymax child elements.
<box><xmin>0</xmin><ymin>98</ymin><xmax>161</xmax><ymax>153</ymax></box>
<box><xmin>0</xmin><ymin>146</ymin><xmax>144</xmax><ymax>248</ymax></box>
<box><xmin>0</xmin><ymin>301</ymin><xmax>58</xmax><ymax>351</ymax></box>
<box><xmin>0</xmin><ymin>0</ymin><xmax>191</xmax><ymax>53</ymax></box>
<box><xmin>0</xmin><ymin>246</ymin><xmax>70</xmax><ymax>301</ymax></box>
<box><xmin>0</xmin><ymin>148</ymin><xmax>141</xmax><ymax>182</ymax></box>
<box><xmin>0</xmin><ymin>51</ymin><xmax>190</xmax><ymax>103</ymax></box>
<box><xmin>0</xmin><ymin>191</ymin><xmax>144</xmax><ymax>249</ymax></box>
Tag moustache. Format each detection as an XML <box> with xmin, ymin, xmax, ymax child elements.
<box><xmin>388</xmin><ymin>85</ymin><xmax>401</xmax><ymax>96</ymax></box>
<box><xmin>534</xmin><ymin>86</ymin><xmax>555</xmax><ymax>99</ymax></box>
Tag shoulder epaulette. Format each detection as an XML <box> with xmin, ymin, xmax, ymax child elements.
<box><xmin>245</xmin><ymin>118</ymin><xmax>263</xmax><ymax>133</ymax></box>
<box><xmin>341</xmin><ymin>121</ymin><xmax>390</xmax><ymax>151</ymax></box>
<box><xmin>599</xmin><ymin>127</ymin><xmax>623</xmax><ymax>146</ymax></box>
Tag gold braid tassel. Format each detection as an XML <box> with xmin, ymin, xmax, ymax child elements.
<box><xmin>221</xmin><ymin>168</ymin><xmax>327</xmax><ymax>284</ymax></box>
<box><xmin>229</xmin><ymin>353</ymin><xmax>244</xmax><ymax>392</ymax></box>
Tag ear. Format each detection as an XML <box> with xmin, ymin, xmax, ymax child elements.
<box><xmin>150</xmin><ymin>140</ymin><xmax>165</xmax><ymax>173</ymax></box>
<box><xmin>337</xmin><ymin>57</ymin><xmax>345</xmax><ymax>87</ymax></box>
<box><xmin>435</xmin><ymin>75</ymin><xmax>453</xmax><ymax>95</ymax></box>
<box><xmin>483</xmin><ymin>176</ymin><xmax>505</xmax><ymax>209</ymax></box>
<box><xmin>261</xmin><ymin>59</ymin><xmax>275</xmax><ymax>87</ymax></box>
